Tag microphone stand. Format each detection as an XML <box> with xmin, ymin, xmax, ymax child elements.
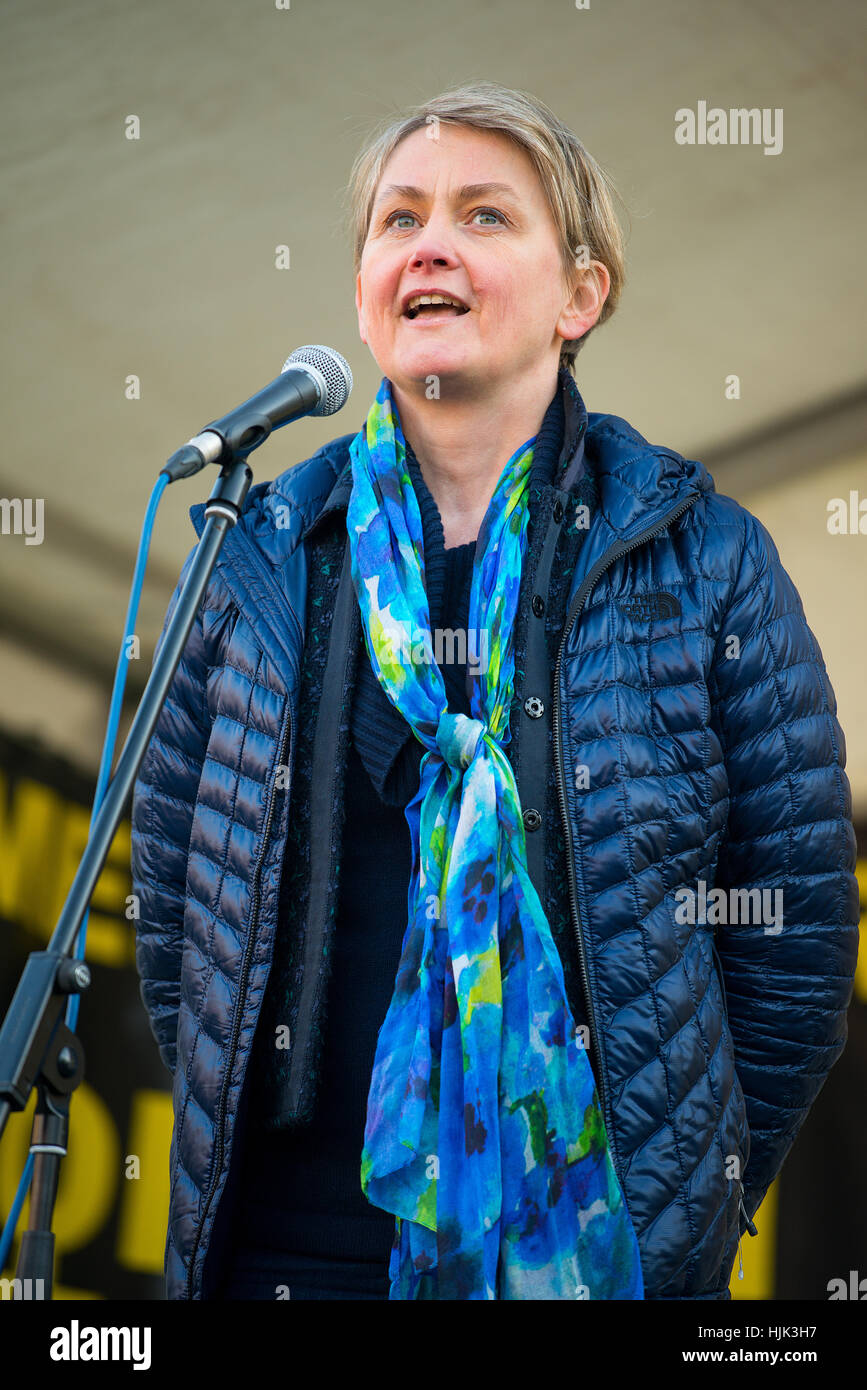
<box><xmin>0</xmin><ymin>455</ymin><xmax>252</xmax><ymax>1299</ymax></box>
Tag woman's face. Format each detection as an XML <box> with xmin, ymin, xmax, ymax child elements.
<box><xmin>356</xmin><ymin>124</ymin><xmax>592</xmax><ymax>396</ymax></box>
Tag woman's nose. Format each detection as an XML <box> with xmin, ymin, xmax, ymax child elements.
<box><xmin>405</xmin><ymin>213</ymin><xmax>461</xmax><ymax>264</ymax></box>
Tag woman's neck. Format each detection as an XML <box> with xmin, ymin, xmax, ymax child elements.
<box><xmin>394</xmin><ymin>369</ymin><xmax>558</xmax><ymax>548</ymax></box>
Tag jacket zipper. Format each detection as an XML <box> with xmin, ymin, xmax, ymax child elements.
<box><xmin>184</xmin><ymin>702</ymin><xmax>293</xmax><ymax>1299</ymax></box>
<box><xmin>552</xmin><ymin>492</ymin><xmax>699</xmax><ymax>1175</ymax></box>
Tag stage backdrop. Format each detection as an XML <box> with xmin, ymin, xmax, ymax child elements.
<box><xmin>0</xmin><ymin>725</ymin><xmax>864</xmax><ymax>1301</ymax></box>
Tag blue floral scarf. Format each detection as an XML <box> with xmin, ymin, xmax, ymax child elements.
<box><xmin>346</xmin><ymin>376</ymin><xmax>644</xmax><ymax>1300</ymax></box>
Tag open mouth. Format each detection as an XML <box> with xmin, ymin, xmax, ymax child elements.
<box><xmin>404</xmin><ymin>302</ymin><xmax>471</xmax><ymax>322</ymax></box>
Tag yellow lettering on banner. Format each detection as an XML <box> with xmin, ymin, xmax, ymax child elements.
<box><xmin>0</xmin><ymin>766</ymin><xmax>134</xmax><ymax>966</ymax></box>
<box><xmin>115</xmin><ymin>1090</ymin><xmax>173</xmax><ymax>1273</ymax></box>
<box><xmin>50</xmin><ymin>803</ymin><xmax>134</xmax><ymax>967</ymax></box>
<box><xmin>0</xmin><ymin>773</ymin><xmax>66</xmax><ymax>931</ymax></box>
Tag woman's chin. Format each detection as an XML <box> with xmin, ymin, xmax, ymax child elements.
<box><xmin>392</xmin><ymin>342</ymin><xmax>473</xmax><ymax>377</ymax></box>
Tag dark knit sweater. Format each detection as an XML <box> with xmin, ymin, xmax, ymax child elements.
<box><xmin>225</xmin><ymin>371</ymin><xmax>597</xmax><ymax>1298</ymax></box>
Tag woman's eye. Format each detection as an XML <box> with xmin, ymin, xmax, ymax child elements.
<box><xmin>385</xmin><ymin>207</ymin><xmax>506</xmax><ymax>229</ymax></box>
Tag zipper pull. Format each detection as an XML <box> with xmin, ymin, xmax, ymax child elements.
<box><xmin>736</xmin><ymin>1186</ymin><xmax>757</xmax><ymax>1282</ymax></box>
<box><xmin>739</xmin><ymin>1192</ymin><xmax>758</xmax><ymax>1237</ymax></box>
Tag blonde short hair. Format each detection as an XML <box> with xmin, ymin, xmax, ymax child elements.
<box><xmin>344</xmin><ymin>81</ymin><xmax>627</xmax><ymax>371</ymax></box>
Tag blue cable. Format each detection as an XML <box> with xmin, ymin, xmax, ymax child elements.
<box><xmin>0</xmin><ymin>471</ymin><xmax>170</xmax><ymax>1274</ymax></box>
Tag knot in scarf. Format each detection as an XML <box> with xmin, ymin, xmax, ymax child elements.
<box><xmin>436</xmin><ymin>711</ymin><xmax>485</xmax><ymax>770</ymax></box>
<box><xmin>346</xmin><ymin>376</ymin><xmax>644</xmax><ymax>1301</ymax></box>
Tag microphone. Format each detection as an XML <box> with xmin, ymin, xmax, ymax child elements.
<box><xmin>163</xmin><ymin>344</ymin><xmax>353</xmax><ymax>480</ymax></box>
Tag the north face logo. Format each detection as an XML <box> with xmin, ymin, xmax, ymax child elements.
<box><xmin>619</xmin><ymin>592</ymin><xmax>681</xmax><ymax>622</ymax></box>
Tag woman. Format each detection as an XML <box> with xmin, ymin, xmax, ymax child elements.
<box><xmin>131</xmin><ymin>82</ymin><xmax>859</xmax><ymax>1301</ymax></box>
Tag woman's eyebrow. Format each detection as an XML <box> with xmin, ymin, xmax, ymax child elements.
<box><xmin>373</xmin><ymin>181</ymin><xmax>521</xmax><ymax>209</ymax></box>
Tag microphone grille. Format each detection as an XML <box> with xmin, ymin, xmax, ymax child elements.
<box><xmin>282</xmin><ymin>344</ymin><xmax>353</xmax><ymax>416</ymax></box>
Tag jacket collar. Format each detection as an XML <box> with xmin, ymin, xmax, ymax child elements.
<box><xmin>297</xmin><ymin>367</ymin><xmax>586</xmax><ymax>547</ymax></box>
<box><xmin>186</xmin><ymin>374</ymin><xmax>716</xmax><ymax>704</ymax></box>
<box><xmin>190</xmin><ymin>373</ymin><xmax>715</xmax><ymax>576</ymax></box>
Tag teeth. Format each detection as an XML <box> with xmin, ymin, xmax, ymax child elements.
<box><xmin>406</xmin><ymin>293</ymin><xmax>467</xmax><ymax>317</ymax></box>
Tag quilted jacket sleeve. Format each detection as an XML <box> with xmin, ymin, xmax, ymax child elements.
<box><xmin>130</xmin><ymin>547</ymin><xmax>212</xmax><ymax>1076</ymax></box>
<box><xmin>709</xmin><ymin>506</ymin><xmax>860</xmax><ymax>1229</ymax></box>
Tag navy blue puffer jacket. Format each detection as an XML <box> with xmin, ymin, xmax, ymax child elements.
<box><xmin>131</xmin><ymin>403</ymin><xmax>859</xmax><ymax>1301</ymax></box>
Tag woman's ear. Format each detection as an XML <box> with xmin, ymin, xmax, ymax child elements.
<box><xmin>355</xmin><ymin>272</ymin><xmax>368</xmax><ymax>346</ymax></box>
<box><xmin>558</xmin><ymin>261</ymin><xmax>611</xmax><ymax>343</ymax></box>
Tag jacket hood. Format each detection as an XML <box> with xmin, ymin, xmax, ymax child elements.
<box><xmin>585</xmin><ymin>411</ymin><xmax>715</xmax><ymax>531</ymax></box>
